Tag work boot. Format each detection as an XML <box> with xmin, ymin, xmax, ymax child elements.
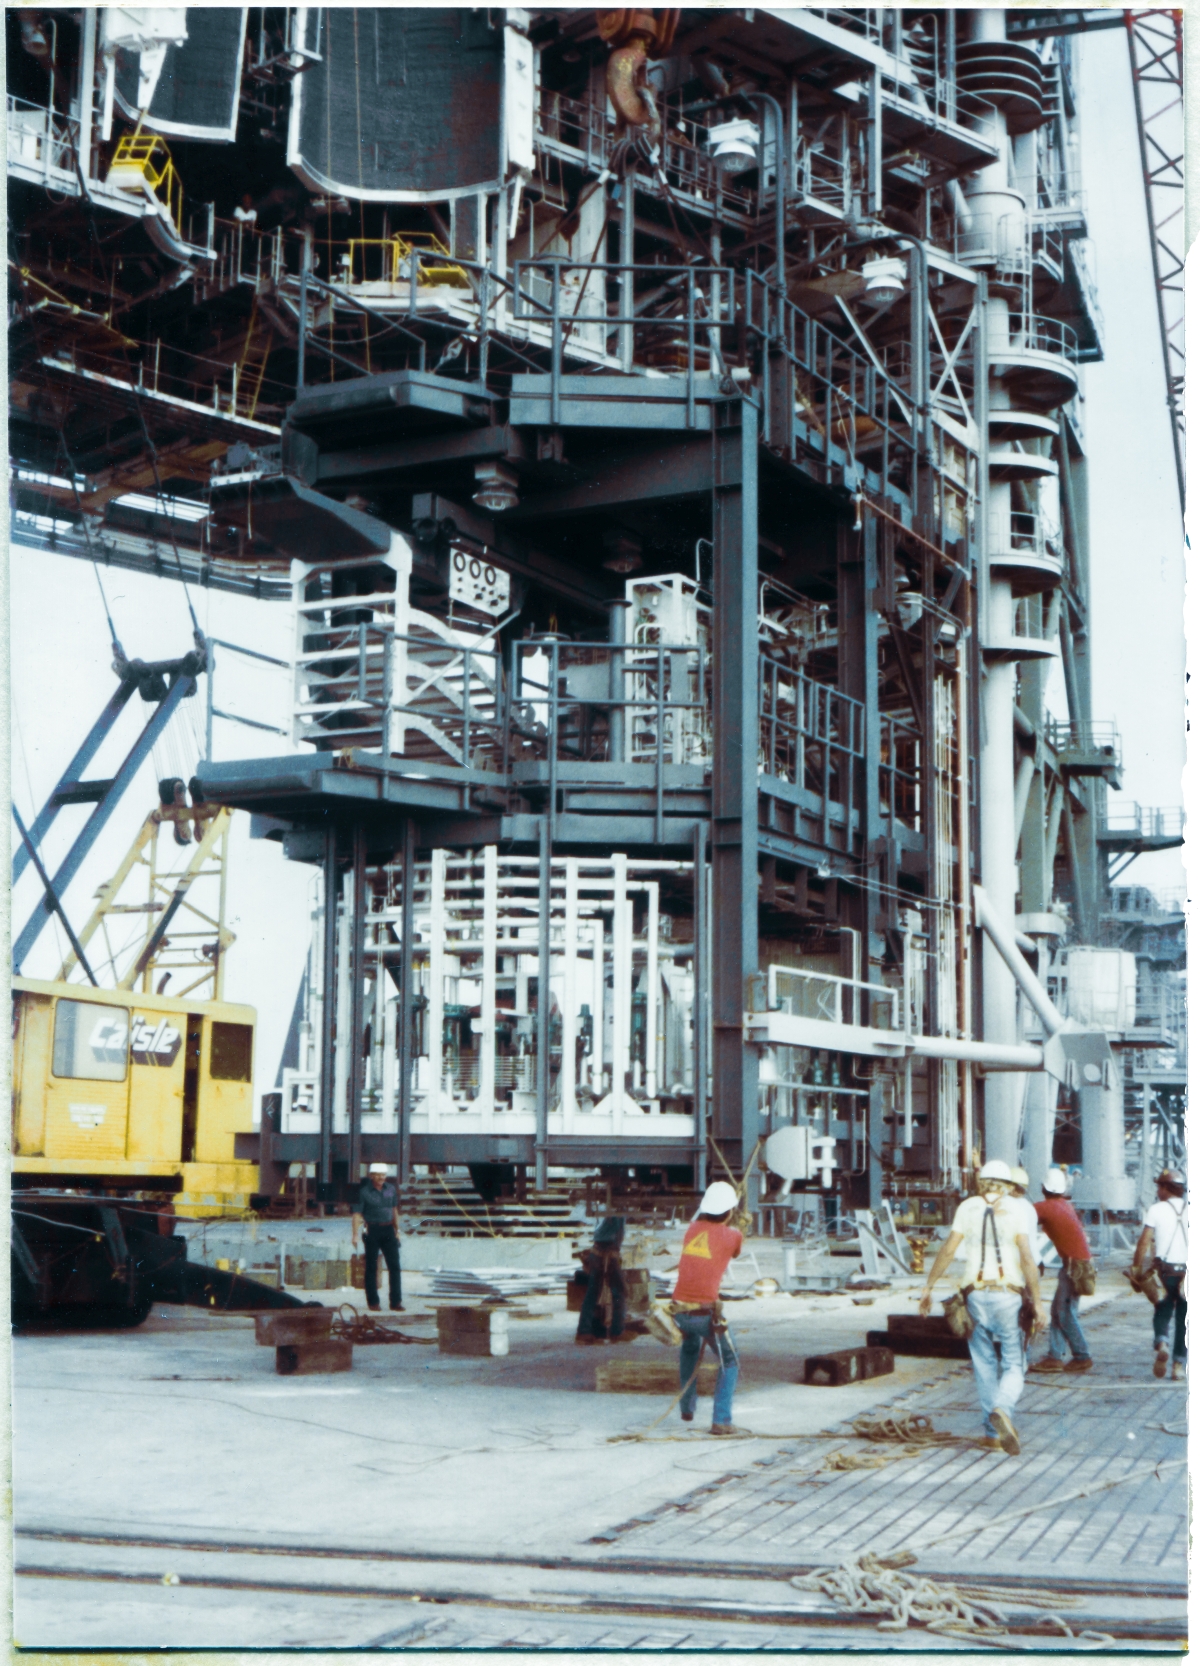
<box><xmin>980</xmin><ymin>1436</ymin><xmax>1003</xmax><ymax>1450</ymax></box>
<box><xmin>990</xmin><ymin>1409</ymin><xmax>1020</xmax><ymax>1456</ymax></box>
<box><xmin>710</xmin><ymin>1423</ymin><xmax>751</xmax><ymax>1437</ymax></box>
<box><xmin>1063</xmin><ymin>1357</ymin><xmax>1093</xmax><ymax>1373</ymax></box>
<box><xmin>1154</xmin><ymin>1345</ymin><xmax>1169</xmax><ymax>1378</ymax></box>
<box><xmin>681</xmin><ymin>1411</ymin><xmax>694</xmax><ymax>1422</ymax></box>
<box><xmin>367</xmin><ymin>1303</ymin><xmax>381</xmax><ymax>1313</ymax></box>
<box><xmin>1028</xmin><ymin>1356</ymin><xmax>1065</xmax><ymax>1372</ymax></box>
<box><xmin>1172</xmin><ymin>1360</ymin><xmax>1185</xmax><ymax>1381</ymax></box>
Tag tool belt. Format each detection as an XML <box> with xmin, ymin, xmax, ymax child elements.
<box><xmin>1155</xmin><ymin>1259</ymin><xmax>1187</xmax><ymax>1279</ymax></box>
<box><xmin>1065</xmin><ymin>1256</ymin><xmax>1096</xmax><ymax>1297</ymax></box>
<box><xmin>1122</xmin><ymin>1264</ymin><xmax>1166</xmax><ymax>1306</ymax></box>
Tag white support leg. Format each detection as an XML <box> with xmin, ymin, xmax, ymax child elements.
<box><xmin>645</xmin><ymin>880</ymin><xmax>659</xmax><ymax>1105</ymax></box>
<box><xmin>428</xmin><ymin>849</ymin><xmax>446</xmax><ymax>1127</ymax></box>
<box><xmin>562</xmin><ymin>858</ymin><xmax>579</xmax><ymax>1132</ymax></box>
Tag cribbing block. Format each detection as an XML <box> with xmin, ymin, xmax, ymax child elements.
<box><xmin>436</xmin><ymin>1307</ymin><xmax>509</xmax><ymax>1356</ymax></box>
<box><xmin>275</xmin><ymin>1338</ymin><xmax>353</xmax><ymax>1375</ymax></box>
<box><xmin>595</xmin><ymin>1359</ymin><xmax>718</xmax><ymax>1395</ymax></box>
<box><xmin>801</xmin><ymin>1345</ymin><xmax>894</xmax><ymax>1386</ymax></box>
<box><xmin>868</xmin><ymin>1316</ymin><xmax>969</xmax><ymax>1360</ymax></box>
<box><xmin>254</xmin><ymin>1308</ymin><xmax>332</xmax><ymax>1347</ymax></box>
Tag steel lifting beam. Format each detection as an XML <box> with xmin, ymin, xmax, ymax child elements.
<box><xmin>709</xmin><ymin>396</ymin><xmax>760</xmax><ymax>1183</ymax></box>
<box><xmin>13</xmin><ymin>673</ymin><xmax>197</xmax><ymax>972</ymax></box>
<box><xmin>11</xmin><ymin>674</ymin><xmax>137</xmax><ymax>887</ymax></box>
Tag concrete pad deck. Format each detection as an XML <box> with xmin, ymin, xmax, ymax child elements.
<box><xmin>12</xmin><ymin>1259</ymin><xmax>1187</xmax><ymax>1649</ymax></box>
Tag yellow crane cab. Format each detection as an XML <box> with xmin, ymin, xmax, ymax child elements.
<box><xmin>12</xmin><ymin>977</ymin><xmax>259</xmax><ymax>1217</ymax></box>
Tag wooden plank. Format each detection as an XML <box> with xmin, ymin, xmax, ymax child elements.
<box><xmin>595</xmin><ymin>1360</ymin><xmax>718</xmax><ymax>1395</ymax></box>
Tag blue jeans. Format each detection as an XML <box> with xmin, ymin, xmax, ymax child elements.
<box><xmin>1047</xmin><ymin>1267</ymin><xmax>1090</xmax><ymax>1361</ymax></box>
<box><xmin>966</xmin><ymin>1287</ymin><xmax>1026</xmax><ymax>1437</ymax></box>
<box><xmin>1153</xmin><ymin>1274</ymin><xmax>1187</xmax><ymax>1362</ymax></box>
<box><xmin>677</xmin><ymin>1311</ymin><xmax>738</xmax><ymax>1425</ymax></box>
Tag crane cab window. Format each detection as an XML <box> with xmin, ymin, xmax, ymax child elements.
<box><xmin>210</xmin><ymin>1021</ymin><xmax>253</xmax><ymax>1082</ymax></box>
<box><xmin>52</xmin><ymin>1000</ymin><xmax>129</xmax><ymax>1081</ymax></box>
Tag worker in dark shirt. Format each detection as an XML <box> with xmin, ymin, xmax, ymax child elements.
<box><xmin>574</xmin><ymin>1216</ymin><xmax>627</xmax><ymax>1345</ymax></box>
<box><xmin>352</xmin><ymin>1163</ymin><xmax>402</xmax><ymax>1312</ymax></box>
<box><xmin>1029</xmin><ymin>1169</ymin><xmax>1093</xmax><ymax>1373</ymax></box>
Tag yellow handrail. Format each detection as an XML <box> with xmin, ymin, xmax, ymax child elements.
<box><xmin>108</xmin><ymin>131</ymin><xmax>184</xmax><ymax>237</ymax></box>
<box><xmin>344</xmin><ymin>233</ymin><xmax>471</xmax><ymax>289</ymax></box>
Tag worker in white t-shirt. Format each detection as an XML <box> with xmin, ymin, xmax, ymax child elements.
<box><xmin>918</xmin><ymin>1159</ymin><xmax>1045</xmax><ymax>1455</ymax></box>
<box><xmin>1133</xmin><ymin>1169</ymin><xmax>1187</xmax><ymax>1380</ymax></box>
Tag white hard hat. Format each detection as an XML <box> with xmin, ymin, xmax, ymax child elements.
<box><xmin>1042</xmin><ymin>1169</ymin><xmax>1068</xmax><ymax>1195</ymax></box>
<box><xmin>1010</xmin><ymin>1165</ymin><xmax>1029</xmax><ymax>1190</ymax></box>
<box><xmin>699</xmin><ymin>1181</ymin><xmax>739</xmax><ymax>1216</ymax></box>
<box><xmin>978</xmin><ymin>1159</ymin><xmax>1012</xmax><ymax>1184</ymax></box>
<box><xmin>368</xmin><ymin>1163</ymin><xmax>389</xmax><ymax>1175</ymax></box>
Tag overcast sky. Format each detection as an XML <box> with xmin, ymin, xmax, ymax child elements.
<box><xmin>8</xmin><ymin>18</ymin><xmax>1187</xmax><ymax>1109</ymax></box>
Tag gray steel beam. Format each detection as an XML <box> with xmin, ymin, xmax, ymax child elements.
<box><xmin>13</xmin><ymin>674</ymin><xmax>195</xmax><ymax>972</ymax></box>
<box><xmin>12</xmin><ymin>675</ymin><xmax>136</xmax><ymax>888</ymax></box>
<box><xmin>709</xmin><ymin>397</ymin><xmax>761</xmax><ymax>1183</ymax></box>
<box><xmin>315</xmin><ymin>424</ymin><xmax>528</xmax><ymax>486</ymax></box>
<box><xmin>410</xmin><ymin>492</ymin><xmax>612</xmax><ymax>614</ymax></box>
<box><xmin>505</xmin><ymin>440</ymin><xmax>713</xmax><ymax>522</ymax></box>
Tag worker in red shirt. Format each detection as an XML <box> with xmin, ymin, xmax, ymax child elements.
<box><xmin>672</xmin><ymin>1181</ymin><xmax>744</xmax><ymax>1435</ymax></box>
<box><xmin>1029</xmin><ymin>1169</ymin><xmax>1094</xmax><ymax>1373</ymax></box>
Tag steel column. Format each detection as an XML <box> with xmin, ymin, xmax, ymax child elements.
<box><xmin>347</xmin><ymin>823</ymin><xmax>368</xmax><ymax>1186</ymax></box>
<box><xmin>319</xmin><ymin>825</ymin><xmax>339</xmax><ymax>1187</ymax></box>
<box><xmin>692</xmin><ymin>819</ymin><xmax>708</xmax><ymax>1193</ymax></box>
<box><xmin>397</xmin><ymin>817</ymin><xmax>415</xmax><ymax>1185</ymax></box>
<box><xmin>710</xmin><ymin>397</ymin><xmax>760</xmax><ymax>1182</ymax></box>
<box><xmin>535</xmin><ymin>815</ymin><xmax>551</xmax><ymax>1191</ymax></box>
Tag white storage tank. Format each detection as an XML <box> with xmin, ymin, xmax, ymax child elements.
<box><xmin>1061</xmin><ymin>947</ymin><xmax>1138</xmax><ymax>1033</ymax></box>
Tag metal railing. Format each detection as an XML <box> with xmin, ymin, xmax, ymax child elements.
<box><xmin>759</xmin><ymin>663</ymin><xmax>863</xmax><ymax>807</ymax></box>
<box><xmin>1007</xmin><ymin>313</ymin><xmax>1079</xmax><ymax>363</ymax></box>
<box><xmin>991</xmin><ymin>509</ymin><xmax>1063</xmax><ymax>567</ymax></box>
<box><xmin>7</xmin><ymin>94</ymin><xmax>80</xmax><ymax>185</ymax></box>
<box><xmin>511</xmin><ymin>257</ymin><xmax>920</xmax><ymax>478</ymax></box>
<box><xmin>880</xmin><ymin>713</ymin><xmax>921</xmax><ymax>831</ymax></box>
<box><xmin>1047</xmin><ymin>719</ymin><xmax>1122</xmax><ymax>765</ymax></box>
<box><xmin>763</xmin><ymin>963</ymin><xmax>901</xmax><ymax>1031</ymax></box>
<box><xmin>1101</xmin><ymin>804</ymin><xmax>1184</xmax><ymax>842</ymax></box>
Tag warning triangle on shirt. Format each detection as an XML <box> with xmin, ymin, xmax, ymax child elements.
<box><xmin>683</xmin><ymin>1230</ymin><xmax>712</xmax><ymax>1259</ymax></box>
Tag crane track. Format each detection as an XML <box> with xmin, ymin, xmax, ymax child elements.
<box><xmin>15</xmin><ymin>1531</ymin><xmax>1186</xmax><ymax>1643</ymax></box>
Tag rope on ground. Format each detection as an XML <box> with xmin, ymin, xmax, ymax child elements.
<box><xmin>791</xmin><ymin>1551</ymin><xmax>1113</xmax><ymax>1648</ymax></box>
<box><xmin>329</xmin><ymin>1304</ymin><xmax>436</xmax><ymax>1345</ymax></box>
<box><xmin>434</xmin><ymin>1173</ymin><xmax>501</xmax><ymax>1238</ymax></box>
<box><xmin>850</xmin><ymin>1412</ymin><xmax>975</xmax><ymax>1447</ymax></box>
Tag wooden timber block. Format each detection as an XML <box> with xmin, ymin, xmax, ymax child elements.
<box><xmin>325</xmin><ymin>1259</ymin><xmax>350</xmax><ymax>1289</ymax></box>
<box><xmin>595</xmin><ymin>1359</ymin><xmax>718</xmax><ymax>1395</ymax></box>
<box><xmin>275</xmin><ymin>1338</ymin><xmax>353</xmax><ymax>1375</ymax></box>
<box><xmin>350</xmin><ymin>1254</ymin><xmax>366</xmax><ymax>1290</ymax></box>
<box><xmin>801</xmin><ymin>1345</ymin><xmax>894</xmax><ymax>1386</ymax></box>
<box><xmin>254</xmin><ymin>1308</ymin><xmax>332</xmax><ymax>1348</ymax></box>
<box><xmin>867</xmin><ymin>1321</ymin><xmax>969</xmax><ymax>1361</ymax></box>
<box><xmin>436</xmin><ymin>1307</ymin><xmax>509</xmax><ymax>1357</ymax></box>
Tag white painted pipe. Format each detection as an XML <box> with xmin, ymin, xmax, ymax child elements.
<box><xmin>975</xmin><ymin>884</ymin><xmax>1066</xmax><ymax>1037</ymax></box>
